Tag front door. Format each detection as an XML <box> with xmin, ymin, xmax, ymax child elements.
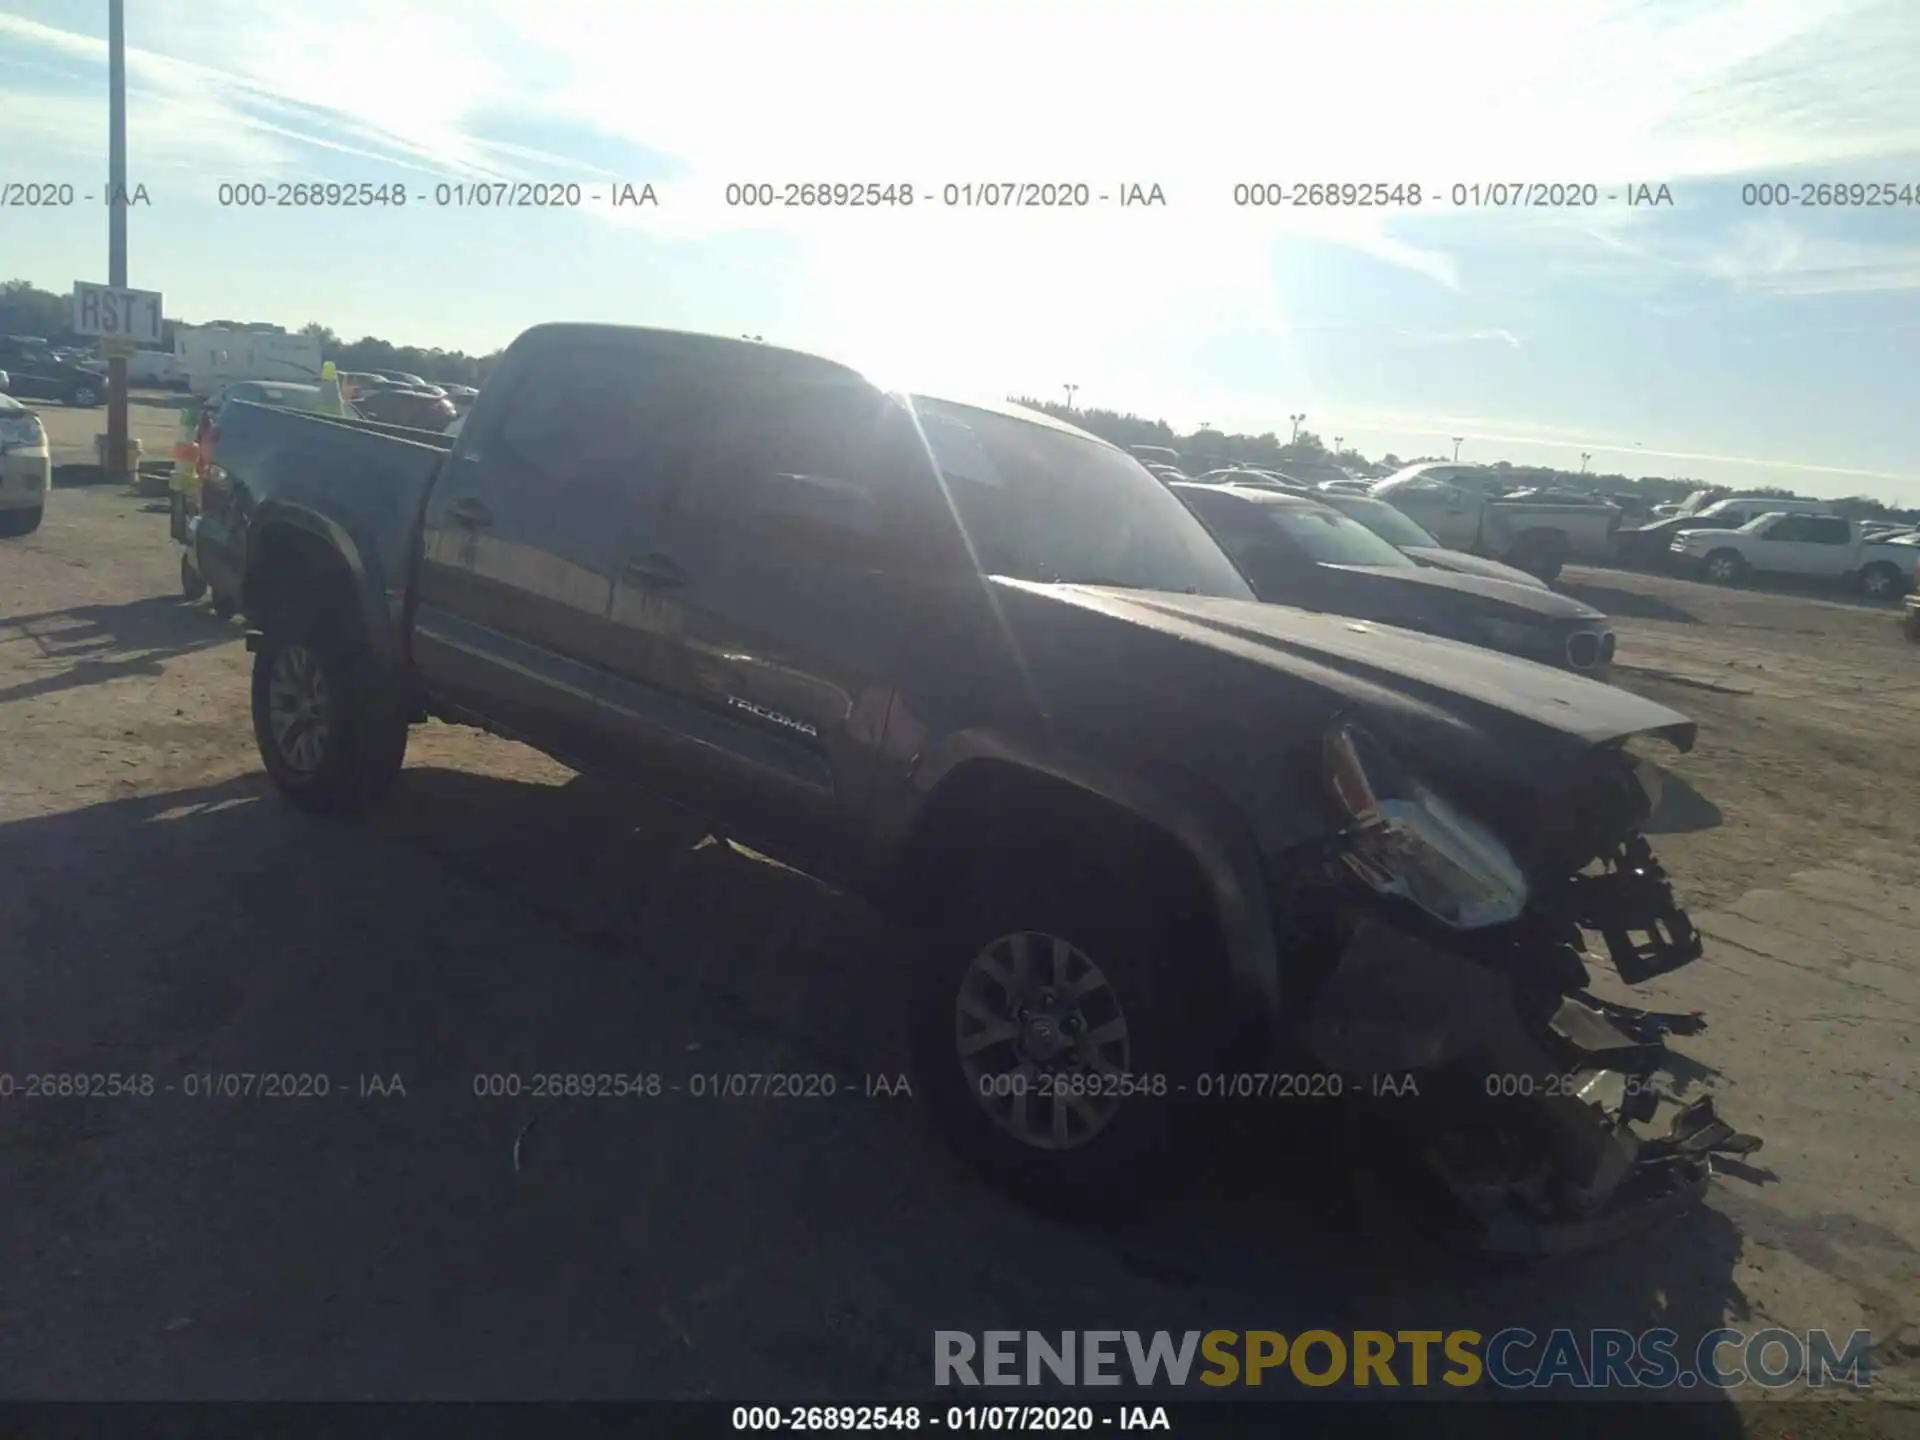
<box><xmin>599</xmin><ymin>374</ymin><xmax>935</xmax><ymax>873</ymax></box>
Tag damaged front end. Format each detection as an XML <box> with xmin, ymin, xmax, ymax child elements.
<box><xmin>1287</xmin><ymin>723</ymin><xmax>1762</xmax><ymax>1261</ymax></box>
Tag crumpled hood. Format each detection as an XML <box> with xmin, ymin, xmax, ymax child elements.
<box><xmin>985</xmin><ymin>579</ymin><xmax>1693</xmax><ymax>857</ymax></box>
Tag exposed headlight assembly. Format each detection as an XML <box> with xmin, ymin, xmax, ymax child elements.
<box><xmin>1323</xmin><ymin>723</ymin><xmax>1529</xmax><ymax>930</ymax></box>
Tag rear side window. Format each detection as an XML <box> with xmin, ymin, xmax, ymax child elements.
<box><xmin>488</xmin><ymin>342</ymin><xmax>710</xmax><ymax>501</ymax></box>
<box><xmin>1804</xmin><ymin>517</ymin><xmax>1850</xmax><ymax>544</ymax></box>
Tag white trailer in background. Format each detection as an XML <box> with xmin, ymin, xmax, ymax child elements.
<box><xmin>174</xmin><ymin>326</ymin><xmax>322</xmax><ymax>395</ymax></box>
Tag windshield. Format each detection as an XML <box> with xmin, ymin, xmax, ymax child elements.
<box><xmin>1263</xmin><ymin>505</ymin><xmax>1415</xmax><ymax>568</ymax></box>
<box><xmin>1319</xmin><ymin>494</ymin><xmax>1440</xmax><ymax>548</ymax></box>
<box><xmin>907</xmin><ymin>397</ymin><xmax>1253</xmax><ymax>598</ymax></box>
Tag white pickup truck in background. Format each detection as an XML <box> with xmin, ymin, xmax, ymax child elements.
<box><xmin>1670</xmin><ymin>512</ymin><xmax>1919</xmax><ymax>597</ymax></box>
<box><xmin>1369</xmin><ymin>464</ymin><xmax>1622</xmax><ymax>584</ymax></box>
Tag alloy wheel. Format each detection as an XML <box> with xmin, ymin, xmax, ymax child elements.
<box><xmin>266</xmin><ymin>643</ymin><xmax>333</xmax><ymax>774</ymax></box>
<box><xmin>955</xmin><ymin>931</ymin><xmax>1133</xmax><ymax>1152</ymax></box>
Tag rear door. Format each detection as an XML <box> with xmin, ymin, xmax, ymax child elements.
<box><xmin>598</xmin><ymin>369</ymin><xmax>939</xmax><ymax>871</ymax></box>
<box><xmin>411</xmin><ymin>336</ymin><xmax>697</xmax><ymax>766</ymax></box>
<box><xmin>1792</xmin><ymin>516</ymin><xmax>1855</xmax><ymax>576</ymax></box>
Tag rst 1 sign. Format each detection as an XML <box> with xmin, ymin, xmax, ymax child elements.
<box><xmin>72</xmin><ymin>282</ymin><xmax>164</xmax><ymax>346</ymax></box>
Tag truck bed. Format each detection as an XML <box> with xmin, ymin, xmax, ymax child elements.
<box><xmin>192</xmin><ymin>402</ymin><xmax>454</xmax><ymax>652</ymax></box>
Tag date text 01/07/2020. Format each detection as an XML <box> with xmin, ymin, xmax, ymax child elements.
<box><xmin>210</xmin><ymin>181</ymin><xmax>660</xmax><ymax>208</ymax></box>
<box><xmin>720</xmin><ymin>182</ymin><xmax>1167</xmax><ymax>208</ymax></box>
<box><xmin>729</xmin><ymin>1405</ymin><xmax>1172</xmax><ymax>1432</ymax></box>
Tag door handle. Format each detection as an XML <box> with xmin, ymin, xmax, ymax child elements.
<box><xmin>448</xmin><ymin>497</ymin><xmax>493</xmax><ymax>527</ymax></box>
<box><xmin>625</xmin><ymin>551</ymin><xmax>687</xmax><ymax>588</ymax></box>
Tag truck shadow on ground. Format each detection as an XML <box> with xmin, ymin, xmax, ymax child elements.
<box><xmin>0</xmin><ymin>594</ymin><xmax>235</xmax><ymax>706</ymax></box>
<box><xmin>0</xmin><ymin>768</ymin><xmax>1754</xmax><ymax>1412</ymax></box>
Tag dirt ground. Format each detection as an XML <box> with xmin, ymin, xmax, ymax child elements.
<box><xmin>3</xmin><ymin>434</ymin><xmax>1919</xmax><ymax>1429</ymax></box>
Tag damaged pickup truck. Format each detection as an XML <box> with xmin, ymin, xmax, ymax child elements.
<box><xmin>192</xmin><ymin>323</ymin><xmax>1759</xmax><ymax>1258</ymax></box>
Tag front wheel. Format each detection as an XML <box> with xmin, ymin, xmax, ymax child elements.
<box><xmin>910</xmin><ymin>858</ymin><xmax>1222</xmax><ymax>1216</ymax></box>
<box><xmin>250</xmin><ymin>620</ymin><xmax>409</xmax><ymax>816</ymax></box>
<box><xmin>70</xmin><ymin>382</ymin><xmax>101</xmax><ymax>408</ymax></box>
<box><xmin>0</xmin><ymin>505</ymin><xmax>42</xmax><ymax>538</ymax></box>
<box><xmin>1702</xmin><ymin>549</ymin><xmax>1747</xmax><ymax>585</ymax></box>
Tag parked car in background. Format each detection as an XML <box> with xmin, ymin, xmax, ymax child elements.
<box><xmin>439</xmin><ymin>383</ymin><xmax>479</xmax><ymax>412</ymax></box>
<box><xmin>1126</xmin><ymin>444</ymin><xmax>1185</xmax><ymax>471</ymax></box>
<box><xmin>0</xmin><ymin>337</ymin><xmax>106</xmax><ymax>408</ymax></box>
<box><xmin>369</xmin><ymin>368</ymin><xmax>434</xmax><ymax>390</ymax></box>
<box><xmin>1314</xmin><ymin>490</ymin><xmax>1549</xmax><ymax>590</ymax></box>
<box><xmin>1370</xmin><ymin>463</ymin><xmax>1620</xmax><ymax>583</ymax></box>
<box><xmin>126</xmin><ymin>349</ymin><xmax>188</xmax><ymax>388</ymax></box>
<box><xmin>353</xmin><ymin>386</ymin><xmax>458</xmax><ymax>431</ymax></box>
<box><xmin>1173</xmin><ymin>483</ymin><xmax>1615</xmax><ymax>675</ymax></box>
<box><xmin>0</xmin><ymin>392</ymin><xmax>51</xmax><ymax>536</ymax></box>
<box><xmin>1269</xmin><ymin>455</ymin><xmax>1363</xmax><ymax>487</ymax></box>
<box><xmin>1670</xmin><ymin>513</ymin><xmax>1920</xmax><ymax>597</ymax></box>
<box><xmin>189</xmin><ymin>321</ymin><xmax>1750</xmax><ymax>1252</ymax></box>
<box><xmin>1191</xmin><ymin>467</ymin><xmax>1301</xmax><ymax>490</ymax></box>
<box><xmin>1615</xmin><ymin>497</ymin><xmax>1840</xmax><ymax>568</ymax></box>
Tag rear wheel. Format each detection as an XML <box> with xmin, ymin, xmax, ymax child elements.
<box><xmin>250</xmin><ymin>618</ymin><xmax>408</xmax><ymax>816</ymax></box>
<box><xmin>70</xmin><ymin>381</ymin><xmax>101</xmax><ymax>408</ymax></box>
<box><xmin>0</xmin><ymin>505</ymin><xmax>42</xmax><ymax>538</ymax></box>
<box><xmin>180</xmin><ymin>552</ymin><xmax>207</xmax><ymax>600</ymax></box>
<box><xmin>1506</xmin><ymin>532</ymin><xmax>1567</xmax><ymax>586</ymax></box>
<box><xmin>1702</xmin><ymin>549</ymin><xmax>1747</xmax><ymax>585</ymax></box>
<box><xmin>1859</xmin><ymin>562</ymin><xmax>1906</xmax><ymax>599</ymax></box>
<box><xmin>911</xmin><ymin>843</ymin><xmax>1225</xmax><ymax>1216</ymax></box>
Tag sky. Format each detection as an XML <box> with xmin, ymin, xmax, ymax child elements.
<box><xmin>3</xmin><ymin>0</ymin><xmax>1919</xmax><ymax>501</ymax></box>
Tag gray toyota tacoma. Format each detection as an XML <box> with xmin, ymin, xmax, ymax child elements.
<box><xmin>191</xmin><ymin>323</ymin><xmax>1759</xmax><ymax>1258</ymax></box>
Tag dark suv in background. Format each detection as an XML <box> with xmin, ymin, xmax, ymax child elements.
<box><xmin>0</xmin><ymin>336</ymin><xmax>106</xmax><ymax>407</ymax></box>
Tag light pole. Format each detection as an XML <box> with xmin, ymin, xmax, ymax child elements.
<box><xmin>1289</xmin><ymin>413</ymin><xmax>1305</xmax><ymax>443</ymax></box>
<box><xmin>1333</xmin><ymin>435</ymin><xmax>1343</xmax><ymax>452</ymax></box>
<box><xmin>105</xmin><ymin>0</ymin><xmax>130</xmax><ymax>483</ymax></box>
<box><xmin>1451</xmin><ymin>436</ymin><xmax>1464</xmax><ymax>462</ymax></box>
<box><xmin>1580</xmin><ymin>452</ymin><xmax>1592</xmax><ymax>473</ymax></box>
<box><xmin>1063</xmin><ymin>383</ymin><xmax>1079</xmax><ymax>409</ymax></box>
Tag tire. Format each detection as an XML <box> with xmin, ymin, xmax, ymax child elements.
<box><xmin>1859</xmin><ymin>562</ymin><xmax>1907</xmax><ymax>599</ymax></box>
<box><xmin>909</xmin><ymin>846</ymin><xmax>1225</xmax><ymax>1217</ymax></box>
<box><xmin>180</xmin><ymin>552</ymin><xmax>208</xmax><ymax>601</ymax></box>
<box><xmin>1506</xmin><ymin>533</ymin><xmax>1567</xmax><ymax>586</ymax></box>
<box><xmin>250</xmin><ymin>617</ymin><xmax>409</xmax><ymax>816</ymax></box>
<box><xmin>0</xmin><ymin>506</ymin><xmax>42</xmax><ymax>538</ymax></box>
<box><xmin>70</xmin><ymin>381</ymin><xmax>101</xmax><ymax>408</ymax></box>
<box><xmin>1702</xmin><ymin>549</ymin><xmax>1746</xmax><ymax>585</ymax></box>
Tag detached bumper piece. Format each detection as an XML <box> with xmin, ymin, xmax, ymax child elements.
<box><xmin>1561</xmin><ymin>835</ymin><xmax>1702</xmax><ymax>984</ymax></box>
<box><xmin>1299</xmin><ymin>914</ymin><xmax>1762</xmax><ymax>1262</ymax></box>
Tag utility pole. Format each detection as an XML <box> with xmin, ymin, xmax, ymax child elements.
<box><xmin>1289</xmin><ymin>413</ymin><xmax>1305</xmax><ymax>443</ymax></box>
<box><xmin>1063</xmin><ymin>383</ymin><xmax>1078</xmax><ymax>410</ymax></box>
<box><xmin>106</xmin><ymin>0</ymin><xmax>130</xmax><ymax>483</ymax></box>
<box><xmin>1451</xmin><ymin>436</ymin><xmax>1464</xmax><ymax>462</ymax></box>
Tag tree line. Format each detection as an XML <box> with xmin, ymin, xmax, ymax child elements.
<box><xmin>5</xmin><ymin>278</ymin><xmax>1910</xmax><ymax>519</ymax></box>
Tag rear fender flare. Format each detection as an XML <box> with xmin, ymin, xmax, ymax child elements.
<box><xmin>243</xmin><ymin>506</ymin><xmax>402</xmax><ymax>682</ymax></box>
